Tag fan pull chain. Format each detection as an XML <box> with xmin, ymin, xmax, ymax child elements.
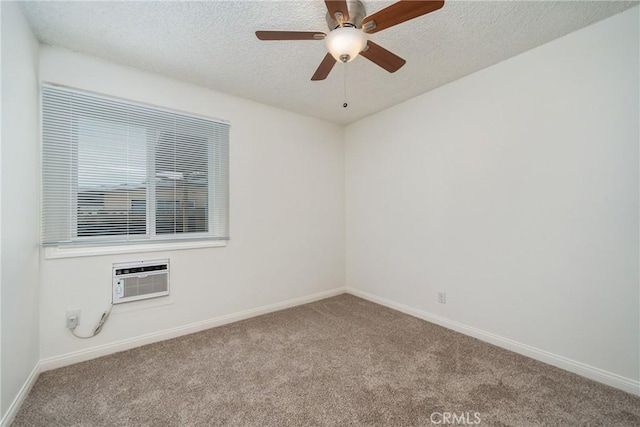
<box><xmin>343</xmin><ymin>62</ymin><xmax>348</xmax><ymax>108</ymax></box>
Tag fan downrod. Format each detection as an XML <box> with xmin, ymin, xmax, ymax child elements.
<box><xmin>326</xmin><ymin>0</ymin><xmax>366</xmax><ymax>29</ymax></box>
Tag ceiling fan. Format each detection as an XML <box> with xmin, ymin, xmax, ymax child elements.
<box><xmin>256</xmin><ymin>0</ymin><xmax>445</xmax><ymax>81</ymax></box>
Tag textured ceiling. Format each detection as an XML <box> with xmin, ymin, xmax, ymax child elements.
<box><xmin>20</xmin><ymin>0</ymin><xmax>638</xmax><ymax>125</ymax></box>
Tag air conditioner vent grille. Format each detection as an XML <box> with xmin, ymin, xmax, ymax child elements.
<box><xmin>113</xmin><ymin>259</ymin><xmax>170</xmax><ymax>304</ymax></box>
<box><xmin>115</xmin><ymin>264</ymin><xmax>167</xmax><ymax>276</ymax></box>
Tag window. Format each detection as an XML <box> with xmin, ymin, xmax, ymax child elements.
<box><xmin>42</xmin><ymin>84</ymin><xmax>229</xmax><ymax>246</ymax></box>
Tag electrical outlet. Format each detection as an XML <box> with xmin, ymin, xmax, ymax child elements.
<box><xmin>66</xmin><ymin>310</ymin><xmax>81</xmax><ymax>329</ymax></box>
<box><xmin>438</xmin><ymin>292</ymin><xmax>447</xmax><ymax>304</ymax></box>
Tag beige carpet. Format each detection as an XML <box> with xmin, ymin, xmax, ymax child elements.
<box><xmin>13</xmin><ymin>294</ymin><xmax>640</xmax><ymax>426</ymax></box>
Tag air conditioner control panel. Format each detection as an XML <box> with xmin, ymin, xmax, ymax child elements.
<box><xmin>114</xmin><ymin>279</ymin><xmax>124</xmax><ymax>299</ymax></box>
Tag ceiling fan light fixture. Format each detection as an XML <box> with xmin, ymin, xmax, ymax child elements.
<box><xmin>325</xmin><ymin>26</ymin><xmax>367</xmax><ymax>63</ymax></box>
<box><xmin>256</xmin><ymin>0</ymin><xmax>446</xmax><ymax>80</ymax></box>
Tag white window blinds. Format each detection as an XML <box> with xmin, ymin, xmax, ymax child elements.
<box><xmin>42</xmin><ymin>84</ymin><xmax>229</xmax><ymax>246</ymax></box>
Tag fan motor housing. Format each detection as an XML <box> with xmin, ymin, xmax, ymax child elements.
<box><xmin>326</xmin><ymin>0</ymin><xmax>366</xmax><ymax>29</ymax></box>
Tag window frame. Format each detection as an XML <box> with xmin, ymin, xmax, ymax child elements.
<box><xmin>41</xmin><ymin>83</ymin><xmax>230</xmax><ymax>254</ymax></box>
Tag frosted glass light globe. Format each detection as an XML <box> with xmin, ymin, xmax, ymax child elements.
<box><xmin>325</xmin><ymin>27</ymin><xmax>367</xmax><ymax>63</ymax></box>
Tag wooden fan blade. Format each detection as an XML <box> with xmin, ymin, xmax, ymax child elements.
<box><xmin>311</xmin><ymin>53</ymin><xmax>337</xmax><ymax>81</ymax></box>
<box><xmin>325</xmin><ymin>0</ymin><xmax>349</xmax><ymax>24</ymax></box>
<box><xmin>359</xmin><ymin>41</ymin><xmax>406</xmax><ymax>73</ymax></box>
<box><xmin>256</xmin><ymin>31</ymin><xmax>326</xmax><ymax>41</ymax></box>
<box><xmin>361</xmin><ymin>0</ymin><xmax>444</xmax><ymax>34</ymax></box>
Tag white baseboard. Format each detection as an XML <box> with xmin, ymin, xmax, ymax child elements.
<box><xmin>40</xmin><ymin>287</ymin><xmax>345</xmax><ymax>372</ymax></box>
<box><xmin>346</xmin><ymin>287</ymin><xmax>640</xmax><ymax>397</ymax></box>
<box><xmin>0</xmin><ymin>362</ymin><xmax>41</xmax><ymax>427</ymax></box>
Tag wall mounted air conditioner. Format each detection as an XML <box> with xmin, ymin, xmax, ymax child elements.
<box><xmin>112</xmin><ymin>259</ymin><xmax>170</xmax><ymax>304</ymax></box>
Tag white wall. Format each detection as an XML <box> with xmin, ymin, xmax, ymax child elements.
<box><xmin>346</xmin><ymin>7</ymin><xmax>639</xmax><ymax>388</ymax></box>
<box><xmin>0</xmin><ymin>1</ymin><xmax>41</xmax><ymax>421</ymax></box>
<box><xmin>38</xmin><ymin>46</ymin><xmax>345</xmax><ymax>362</ymax></box>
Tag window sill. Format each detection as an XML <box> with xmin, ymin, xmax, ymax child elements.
<box><xmin>44</xmin><ymin>240</ymin><xmax>227</xmax><ymax>259</ymax></box>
